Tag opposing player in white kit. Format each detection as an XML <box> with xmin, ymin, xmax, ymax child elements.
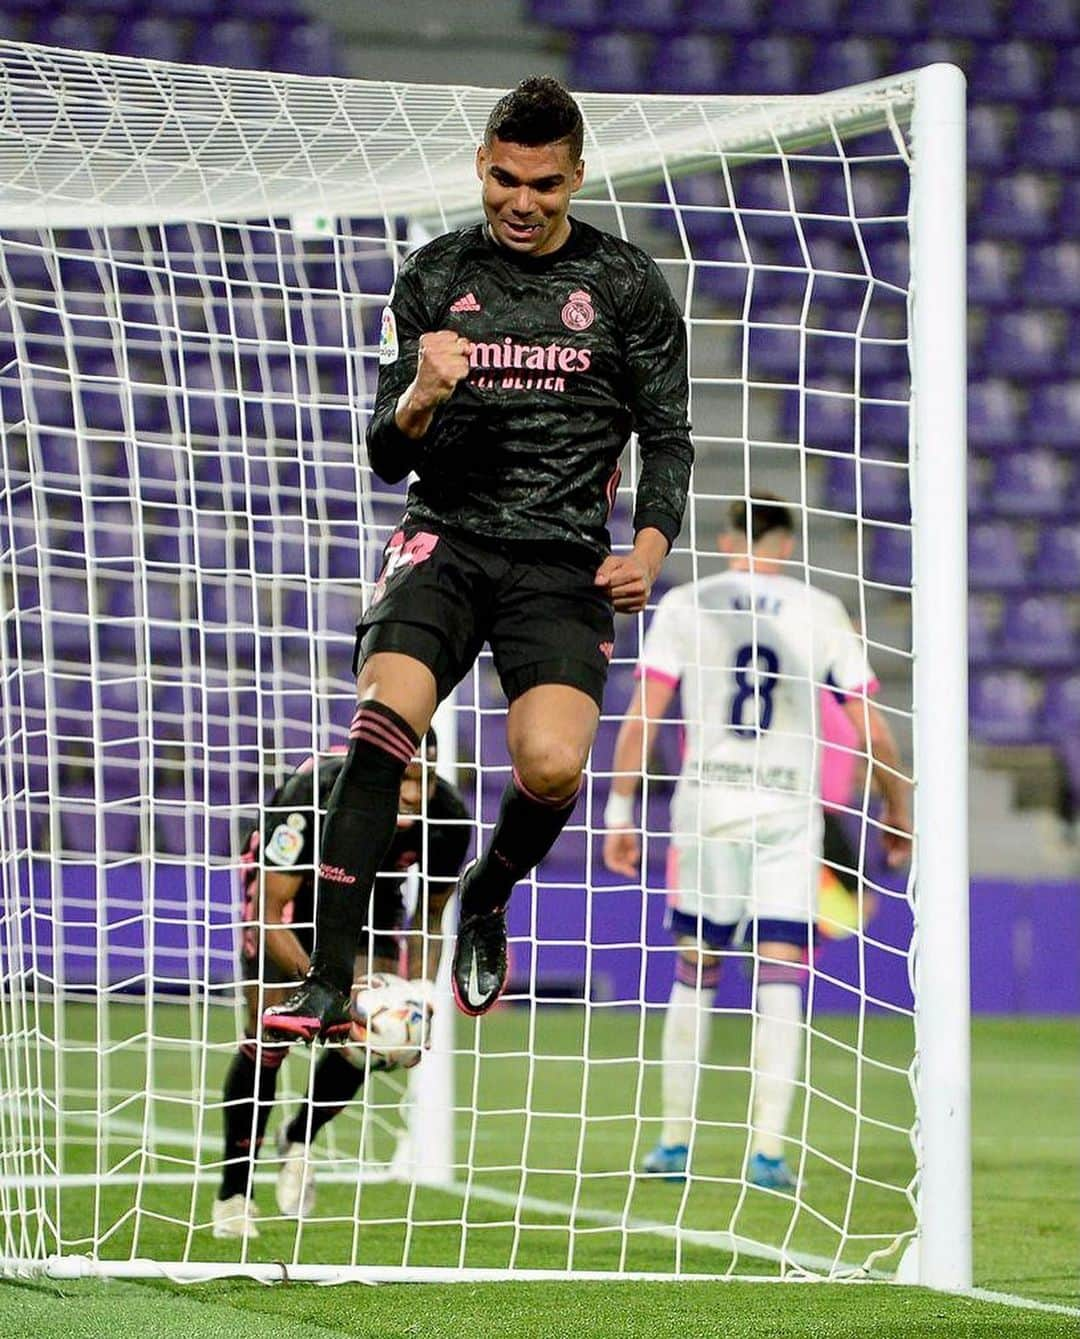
<box><xmin>603</xmin><ymin>495</ymin><xmax>911</xmax><ymax>1189</ymax></box>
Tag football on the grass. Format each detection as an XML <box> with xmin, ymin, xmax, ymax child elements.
<box><xmin>341</xmin><ymin>972</ymin><xmax>431</xmax><ymax>1072</ymax></box>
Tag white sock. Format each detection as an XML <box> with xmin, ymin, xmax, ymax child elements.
<box><xmin>750</xmin><ymin>981</ymin><xmax>804</xmax><ymax>1160</ymax></box>
<box><xmin>659</xmin><ymin>979</ymin><xmax>714</xmax><ymax>1149</ymax></box>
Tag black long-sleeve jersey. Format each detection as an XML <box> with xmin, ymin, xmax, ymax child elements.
<box><xmin>239</xmin><ymin>755</ymin><xmax>472</xmax><ymax>955</ymax></box>
<box><xmin>366</xmin><ymin>218</ymin><xmax>693</xmax><ymax>558</ymax></box>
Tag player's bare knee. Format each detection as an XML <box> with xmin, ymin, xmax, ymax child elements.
<box><xmin>513</xmin><ymin>740</ymin><xmax>584</xmax><ymax>803</ymax></box>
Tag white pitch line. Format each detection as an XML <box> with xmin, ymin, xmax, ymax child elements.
<box><xmin>966</xmin><ymin>1288</ymin><xmax>1080</xmax><ymax>1320</ymax></box>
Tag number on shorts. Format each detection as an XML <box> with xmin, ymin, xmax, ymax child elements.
<box><xmin>730</xmin><ymin>643</ymin><xmax>780</xmax><ymax>736</ymax></box>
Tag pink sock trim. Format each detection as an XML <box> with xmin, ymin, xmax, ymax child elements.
<box><xmin>758</xmin><ymin>960</ymin><xmax>809</xmax><ymax>988</ymax></box>
<box><xmin>675</xmin><ymin>958</ymin><xmax>721</xmax><ymax>990</ymax></box>
<box><xmin>512</xmin><ymin>768</ymin><xmax>581</xmax><ymax>810</ymax></box>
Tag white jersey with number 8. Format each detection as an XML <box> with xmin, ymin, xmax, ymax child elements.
<box><xmin>640</xmin><ymin>570</ymin><xmax>875</xmax><ymax>839</ymax></box>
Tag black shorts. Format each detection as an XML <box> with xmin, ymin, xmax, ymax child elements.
<box><xmin>353</xmin><ymin>521</ymin><xmax>615</xmax><ymax>708</ymax></box>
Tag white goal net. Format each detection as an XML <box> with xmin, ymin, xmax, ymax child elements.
<box><xmin>0</xmin><ymin>44</ymin><xmax>968</xmax><ymax>1286</ymax></box>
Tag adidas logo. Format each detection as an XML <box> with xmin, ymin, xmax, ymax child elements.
<box><xmin>449</xmin><ymin>291</ymin><xmax>481</xmax><ymax>313</ymax></box>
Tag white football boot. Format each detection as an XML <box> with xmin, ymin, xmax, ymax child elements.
<box><xmin>212</xmin><ymin>1194</ymin><xmax>260</xmax><ymax>1240</ymax></box>
<box><xmin>275</xmin><ymin>1129</ymin><xmax>317</xmax><ymax>1217</ymax></box>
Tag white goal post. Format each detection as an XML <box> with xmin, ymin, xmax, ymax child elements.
<box><xmin>0</xmin><ymin>43</ymin><xmax>968</xmax><ymax>1289</ymax></box>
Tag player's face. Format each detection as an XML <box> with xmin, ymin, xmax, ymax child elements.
<box><xmin>398</xmin><ymin>759</ymin><xmax>437</xmax><ymax>824</ymax></box>
<box><xmin>476</xmin><ymin>137</ymin><xmax>584</xmax><ymax>256</ymax></box>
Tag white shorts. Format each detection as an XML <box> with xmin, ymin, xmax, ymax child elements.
<box><xmin>665</xmin><ymin>804</ymin><xmax>823</xmax><ymax>931</ymax></box>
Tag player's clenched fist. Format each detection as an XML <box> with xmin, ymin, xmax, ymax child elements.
<box><xmin>415</xmin><ymin>330</ymin><xmax>472</xmax><ymax>406</ymax></box>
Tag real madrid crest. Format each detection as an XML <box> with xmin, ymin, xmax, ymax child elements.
<box><xmin>561</xmin><ymin>289</ymin><xmax>595</xmax><ymax>332</ymax></box>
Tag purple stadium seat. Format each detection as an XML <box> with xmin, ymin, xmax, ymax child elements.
<box><xmin>975</xmin><ymin>173</ymin><xmax>1056</xmax><ymax>243</ymax></box>
<box><xmin>927</xmin><ymin>0</ymin><xmax>1000</xmax><ymax>38</ymax></box>
<box><xmin>860</xmin><ymin>381</ymin><xmax>909</xmax><ymax>450</ymax></box>
<box><xmin>37</xmin><ymin>433</ymin><xmax>80</xmax><ymax>482</ymax></box>
<box><xmin>747</xmin><ymin>306</ymin><xmax>800</xmax><ymax>381</ymax></box>
<box><xmin>868</xmin><ymin>527</ymin><xmax>910</xmax><ymax>587</ymax></box>
<box><xmin>77</xmin><ymin>354</ymin><xmax>126</xmax><ymax>434</ymax></box>
<box><xmin>663</xmin><ymin>172</ymin><xmax>732</xmax><ymax>245</ymax></box>
<box><xmin>1001</xmin><ymin>596</ymin><xmax>1076</xmax><ymax>668</ymax></box>
<box><xmin>240</xmin><ymin>0</ymin><xmax>308</xmax><ymax>18</ymax></box>
<box><xmin>866</xmin><ymin>236</ymin><xmax>908</xmax><ymax>291</ymax></box>
<box><xmin>161</xmin><ymin>0</ymin><xmax>217</xmax><ymax>14</ymax></box>
<box><xmin>1060</xmin><ymin>181</ymin><xmax>1080</xmax><ymax>242</ymax></box>
<box><xmin>966</xmin><ymin>106</ymin><xmax>1014</xmax><ymax>172</ymax></box>
<box><xmin>114</xmin><ymin>17</ymin><xmax>187</xmax><ymax>62</ymax></box>
<box><xmin>968</xmin><ymin>380</ymin><xmax>1023</xmax><ymax>453</ymax></box>
<box><xmin>569</xmin><ymin>33</ymin><xmax>645</xmax><ymax>93</ymax></box>
<box><xmin>980</xmin><ymin>312</ymin><xmax>1063</xmax><ymax>380</ymax></box>
<box><xmin>1021</xmin><ymin>243</ymin><xmax>1080</xmax><ymax>309</ymax></box>
<box><xmin>186</xmin><ymin>358</ymin><xmax>241</xmax><ymax>436</ymax></box>
<box><xmin>970</xmin><ymin>672</ymin><xmax>1039</xmax><ymax>745</ymax></box>
<box><xmin>99</xmin><ymin>679</ymin><xmax>142</xmax><ymax>743</ymax></box>
<box><xmin>800</xmin><ymin>386</ymin><xmax>855</xmax><ymax>451</ymax></box>
<box><xmin>1054</xmin><ymin>46</ymin><xmax>1080</xmax><ymax>101</ymax></box>
<box><xmin>154</xmin><ymin>812</ymin><xmax>190</xmax><ymax>855</ymax></box>
<box><xmin>648</xmin><ymin>36</ymin><xmax>727</xmax><ymax>93</ymax></box>
<box><xmin>968</xmin><ymin>521</ymin><xmax>1027</xmax><ymax>592</ymax></box>
<box><xmin>347</xmin><ymin>253</ymin><xmax>395</xmax><ymax>300</ymax></box>
<box><xmin>769</xmin><ymin>0</ymin><xmax>841</xmax><ymax>32</ymax></box>
<box><xmin>967</xmin><ymin>599</ymin><xmax>997</xmax><ymax>668</ymax></box>
<box><xmin>733</xmin><ymin>168</ymin><xmax>800</xmax><ymax>239</ymax></box>
<box><xmin>968</xmin><ymin>241</ymin><xmax>1015</xmax><ymax>308</ymax></box>
<box><xmin>847</xmin><ymin>0</ymin><xmax>920</xmax><ymax>36</ymax></box>
<box><xmin>1041</xmin><ymin>674</ymin><xmax>1080</xmax><ymax>736</ymax></box>
<box><xmin>92</xmin><ymin>502</ymin><xmax>137</xmax><ymax>564</ymax></box>
<box><xmin>203</xmin><ymin>20</ymin><xmax>268</xmax><ymax>70</ymax></box>
<box><xmin>272</xmin><ymin>22</ymin><xmax>346</xmax><ymax>77</ymax></box>
<box><xmin>1010</xmin><ymin>0</ymin><xmax>1080</xmax><ymax>38</ymax></box>
<box><xmin>904</xmin><ymin>37</ymin><xmax>972</xmax><ymax>73</ymax></box>
<box><xmin>61</xmin><ymin>809</ymin><xmax>99</xmax><ymax>856</ymax></box>
<box><xmin>528</xmin><ymin>0</ymin><xmax>603</xmax><ymax>29</ymax></box>
<box><xmin>1028</xmin><ymin>383</ymin><xmax>1080</xmax><ymax>449</ymax></box>
<box><xmin>806</xmin><ymin>39</ymin><xmax>886</xmax><ymax>93</ymax></box>
<box><xmin>970</xmin><ymin>41</ymin><xmax>1047</xmax><ymax>106</ymax></box>
<box><xmin>992</xmin><ymin>450</ymin><xmax>1068</xmax><ymax>518</ymax></box>
<box><xmin>824</xmin><ymin>452</ymin><xmax>909</xmax><ymax>523</ymax></box>
<box><xmin>1033</xmin><ymin>525</ymin><xmax>1080</xmax><ymax>591</ymax></box>
<box><xmin>727</xmin><ymin>36</ymin><xmax>803</xmax><ymax>94</ymax></box>
<box><xmin>609</xmin><ymin>0</ymin><xmax>681</xmax><ymax>32</ymax></box>
<box><xmin>1020</xmin><ymin>108</ymin><xmax>1080</xmax><ymax>172</ymax></box>
<box><xmin>34</xmin><ymin>14</ymin><xmax>105</xmax><ymax>50</ymax></box>
<box><xmin>683</xmin><ymin>0</ymin><xmax>763</xmax><ymax>31</ymax></box>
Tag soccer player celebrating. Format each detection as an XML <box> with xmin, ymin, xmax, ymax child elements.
<box><xmin>264</xmin><ymin>76</ymin><xmax>691</xmax><ymax>1040</ymax></box>
<box><xmin>603</xmin><ymin>495</ymin><xmax>911</xmax><ymax>1190</ymax></box>
<box><xmin>215</xmin><ymin>734</ymin><xmax>469</xmax><ymax>1240</ymax></box>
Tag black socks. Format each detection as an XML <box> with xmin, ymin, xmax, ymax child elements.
<box><xmin>219</xmin><ymin>1039</ymin><xmax>286</xmax><ymax>1200</ymax></box>
<box><xmin>460</xmin><ymin>771</ymin><xmax>579</xmax><ymax>917</ymax></box>
<box><xmin>284</xmin><ymin>1048</ymin><xmax>366</xmax><ymax>1147</ymax></box>
<box><xmin>309</xmin><ymin>701</ymin><xmax>419</xmax><ymax>992</ymax></box>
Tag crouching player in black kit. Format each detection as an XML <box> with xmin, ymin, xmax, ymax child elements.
<box><xmin>263</xmin><ymin>75</ymin><xmax>692</xmax><ymax>1042</ymax></box>
<box><xmin>215</xmin><ymin>733</ymin><xmax>469</xmax><ymax>1240</ymax></box>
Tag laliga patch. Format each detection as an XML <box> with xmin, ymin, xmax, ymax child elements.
<box><xmin>266</xmin><ymin>823</ymin><xmax>304</xmax><ymax>867</ymax></box>
<box><xmin>379</xmin><ymin>306</ymin><xmax>398</xmax><ymax>365</ymax></box>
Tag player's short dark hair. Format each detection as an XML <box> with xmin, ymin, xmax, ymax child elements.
<box><xmin>422</xmin><ymin>727</ymin><xmax>438</xmax><ymax>759</ymax></box>
<box><xmin>485</xmin><ymin>76</ymin><xmax>584</xmax><ymax>162</ymax></box>
<box><xmin>729</xmin><ymin>492</ymin><xmax>795</xmax><ymax>545</ymax></box>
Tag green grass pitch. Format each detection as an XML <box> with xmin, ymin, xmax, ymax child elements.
<box><xmin>1</xmin><ymin>1009</ymin><xmax>1076</xmax><ymax>1337</ymax></box>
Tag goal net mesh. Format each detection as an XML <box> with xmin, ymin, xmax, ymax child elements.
<box><xmin>0</xmin><ymin>43</ymin><xmax>922</xmax><ymax>1282</ymax></box>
